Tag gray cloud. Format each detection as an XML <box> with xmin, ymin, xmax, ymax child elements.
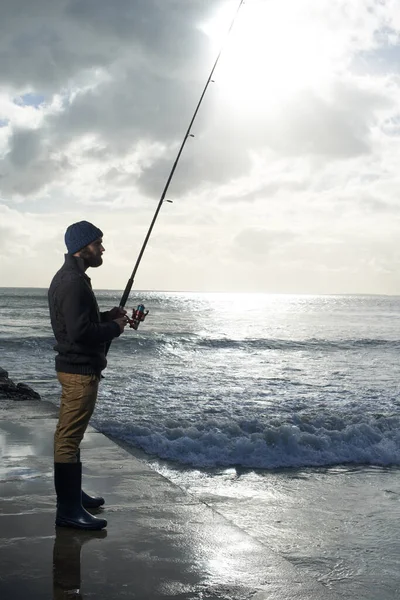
<box><xmin>0</xmin><ymin>0</ymin><xmax>229</xmax><ymax>198</ymax></box>
<box><xmin>135</xmin><ymin>77</ymin><xmax>391</xmax><ymax>196</ymax></box>
<box><xmin>0</xmin><ymin>0</ymin><xmax>113</xmax><ymax>90</ymax></box>
<box><xmin>0</xmin><ymin>0</ymin><xmax>218</xmax><ymax>91</ymax></box>
<box><xmin>0</xmin><ymin>0</ymin><xmax>399</xmax><ymax>210</ymax></box>
<box><xmin>0</xmin><ymin>127</ymin><xmax>71</xmax><ymax>195</ymax></box>
<box><xmin>231</xmin><ymin>228</ymin><xmax>297</xmax><ymax>263</ymax></box>
<box><xmin>7</xmin><ymin>128</ymin><xmax>41</xmax><ymax>167</ymax></box>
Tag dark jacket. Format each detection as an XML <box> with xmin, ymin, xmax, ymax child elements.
<box><xmin>48</xmin><ymin>254</ymin><xmax>120</xmax><ymax>376</ymax></box>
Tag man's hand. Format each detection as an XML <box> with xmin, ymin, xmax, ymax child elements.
<box><xmin>108</xmin><ymin>306</ymin><xmax>127</xmax><ymax>320</ymax></box>
<box><xmin>114</xmin><ymin>316</ymin><xmax>129</xmax><ymax>333</ymax></box>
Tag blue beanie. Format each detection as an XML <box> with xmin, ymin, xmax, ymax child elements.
<box><xmin>64</xmin><ymin>221</ymin><xmax>103</xmax><ymax>255</ymax></box>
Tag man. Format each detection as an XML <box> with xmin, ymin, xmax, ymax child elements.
<box><xmin>48</xmin><ymin>220</ymin><xmax>128</xmax><ymax>531</ymax></box>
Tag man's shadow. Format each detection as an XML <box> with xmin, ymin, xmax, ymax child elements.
<box><xmin>53</xmin><ymin>528</ymin><xmax>107</xmax><ymax>599</ymax></box>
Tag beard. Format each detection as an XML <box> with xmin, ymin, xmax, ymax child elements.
<box><xmin>80</xmin><ymin>247</ymin><xmax>103</xmax><ymax>268</ymax></box>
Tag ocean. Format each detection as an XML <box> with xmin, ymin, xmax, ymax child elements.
<box><xmin>1</xmin><ymin>287</ymin><xmax>400</xmax><ymax>599</ymax></box>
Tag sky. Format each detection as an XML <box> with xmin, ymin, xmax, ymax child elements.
<box><xmin>1</xmin><ymin>0</ymin><xmax>400</xmax><ymax>294</ymax></box>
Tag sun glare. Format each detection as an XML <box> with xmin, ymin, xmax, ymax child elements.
<box><xmin>200</xmin><ymin>1</ymin><xmax>342</xmax><ymax>114</ymax></box>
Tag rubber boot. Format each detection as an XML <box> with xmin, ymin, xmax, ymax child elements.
<box><xmin>76</xmin><ymin>450</ymin><xmax>105</xmax><ymax>509</ymax></box>
<box><xmin>81</xmin><ymin>490</ymin><xmax>105</xmax><ymax>509</ymax></box>
<box><xmin>54</xmin><ymin>462</ymin><xmax>107</xmax><ymax>530</ymax></box>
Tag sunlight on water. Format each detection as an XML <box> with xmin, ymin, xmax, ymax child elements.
<box><xmin>1</xmin><ymin>288</ymin><xmax>400</xmax><ymax>471</ymax></box>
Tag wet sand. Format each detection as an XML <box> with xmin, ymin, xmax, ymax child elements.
<box><xmin>0</xmin><ymin>399</ymin><xmax>342</xmax><ymax>600</ymax></box>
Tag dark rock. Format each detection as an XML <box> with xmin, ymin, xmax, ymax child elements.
<box><xmin>15</xmin><ymin>383</ymin><xmax>41</xmax><ymax>400</ymax></box>
<box><xmin>0</xmin><ymin>377</ymin><xmax>17</xmax><ymax>393</ymax></box>
<box><xmin>0</xmin><ymin>367</ymin><xmax>9</xmax><ymax>379</ymax></box>
<box><xmin>0</xmin><ymin>367</ymin><xmax>41</xmax><ymax>401</ymax></box>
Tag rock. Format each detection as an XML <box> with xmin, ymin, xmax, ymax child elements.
<box><xmin>0</xmin><ymin>367</ymin><xmax>9</xmax><ymax>379</ymax></box>
<box><xmin>15</xmin><ymin>383</ymin><xmax>41</xmax><ymax>400</ymax></box>
<box><xmin>0</xmin><ymin>367</ymin><xmax>41</xmax><ymax>401</ymax></box>
<box><xmin>0</xmin><ymin>377</ymin><xmax>17</xmax><ymax>393</ymax></box>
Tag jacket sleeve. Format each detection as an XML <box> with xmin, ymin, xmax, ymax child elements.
<box><xmin>60</xmin><ymin>279</ymin><xmax>121</xmax><ymax>344</ymax></box>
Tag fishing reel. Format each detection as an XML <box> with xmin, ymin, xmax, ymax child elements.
<box><xmin>126</xmin><ymin>304</ymin><xmax>149</xmax><ymax>330</ymax></box>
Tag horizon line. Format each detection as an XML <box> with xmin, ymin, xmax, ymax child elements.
<box><xmin>0</xmin><ymin>286</ymin><xmax>399</xmax><ymax>298</ymax></box>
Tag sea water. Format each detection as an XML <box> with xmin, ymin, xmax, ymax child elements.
<box><xmin>1</xmin><ymin>288</ymin><xmax>400</xmax><ymax>599</ymax></box>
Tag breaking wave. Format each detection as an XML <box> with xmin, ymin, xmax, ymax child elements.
<box><xmin>96</xmin><ymin>412</ymin><xmax>400</xmax><ymax>469</ymax></box>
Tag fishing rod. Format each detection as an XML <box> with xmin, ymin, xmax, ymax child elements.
<box><xmin>114</xmin><ymin>0</ymin><xmax>244</xmax><ymax>336</ymax></box>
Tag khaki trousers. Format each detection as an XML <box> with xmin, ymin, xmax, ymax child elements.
<box><xmin>54</xmin><ymin>372</ymin><xmax>99</xmax><ymax>463</ymax></box>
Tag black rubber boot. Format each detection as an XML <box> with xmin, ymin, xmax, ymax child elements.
<box><xmin>81</xmin><ymin>490</ymin><xmax>105</xmax><ymax>509</ymax></box>
<box><xmin>76</xmin><ymin>450</ymin><xmax>105</xmax><ymax>509</ymax></box>
<box><xmin>54</xmin><ymin>462</ymin><xmax>107</xmax><ymax>530</ymax></box>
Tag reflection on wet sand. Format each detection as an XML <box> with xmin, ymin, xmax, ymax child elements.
<box><xmin>53</xmin><ymin>528</ymin><xmax>107</xmax><ymax>600</ymax></box>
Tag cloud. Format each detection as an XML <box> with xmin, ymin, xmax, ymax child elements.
<box><xmin>1</xmin><ymin>0</ymin><xmax>400</xmax><ymax>292</ymax></box>
<box><xmin>231</xmin><ymin>228</ymin><xmax>297</xmax><ymax>263</ymax></box>
<box><xmin>0</xmin><ymin>0</ymin><xmax>215</xmax><ymax>91</ymax></box>
<box><xmin>0</xmin><ymin>126</ymin><xmax>71</xmax><ymax>195</ymax></box>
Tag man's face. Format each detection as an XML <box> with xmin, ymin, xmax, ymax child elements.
<box><xmin>79</xmin><ymin>238</ymin><xmax>104</xmax><ymax>268</ymax></box>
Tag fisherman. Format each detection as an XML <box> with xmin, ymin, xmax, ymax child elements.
<box><xmin>48</xmin><ymin>220</ymin><xmax>128</xmax><ymax>530</ymax></box>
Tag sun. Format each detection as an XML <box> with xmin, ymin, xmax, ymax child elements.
<box><xmin>200</xmin><ymin>0</ymin><xmax>341</xmax><ymax>114</ymax></box>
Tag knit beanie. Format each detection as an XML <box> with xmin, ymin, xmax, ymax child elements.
<box><xmin>64</xmin><ymin>221</ymin><xmax>103</xmax><ymax>255</ymax></box>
